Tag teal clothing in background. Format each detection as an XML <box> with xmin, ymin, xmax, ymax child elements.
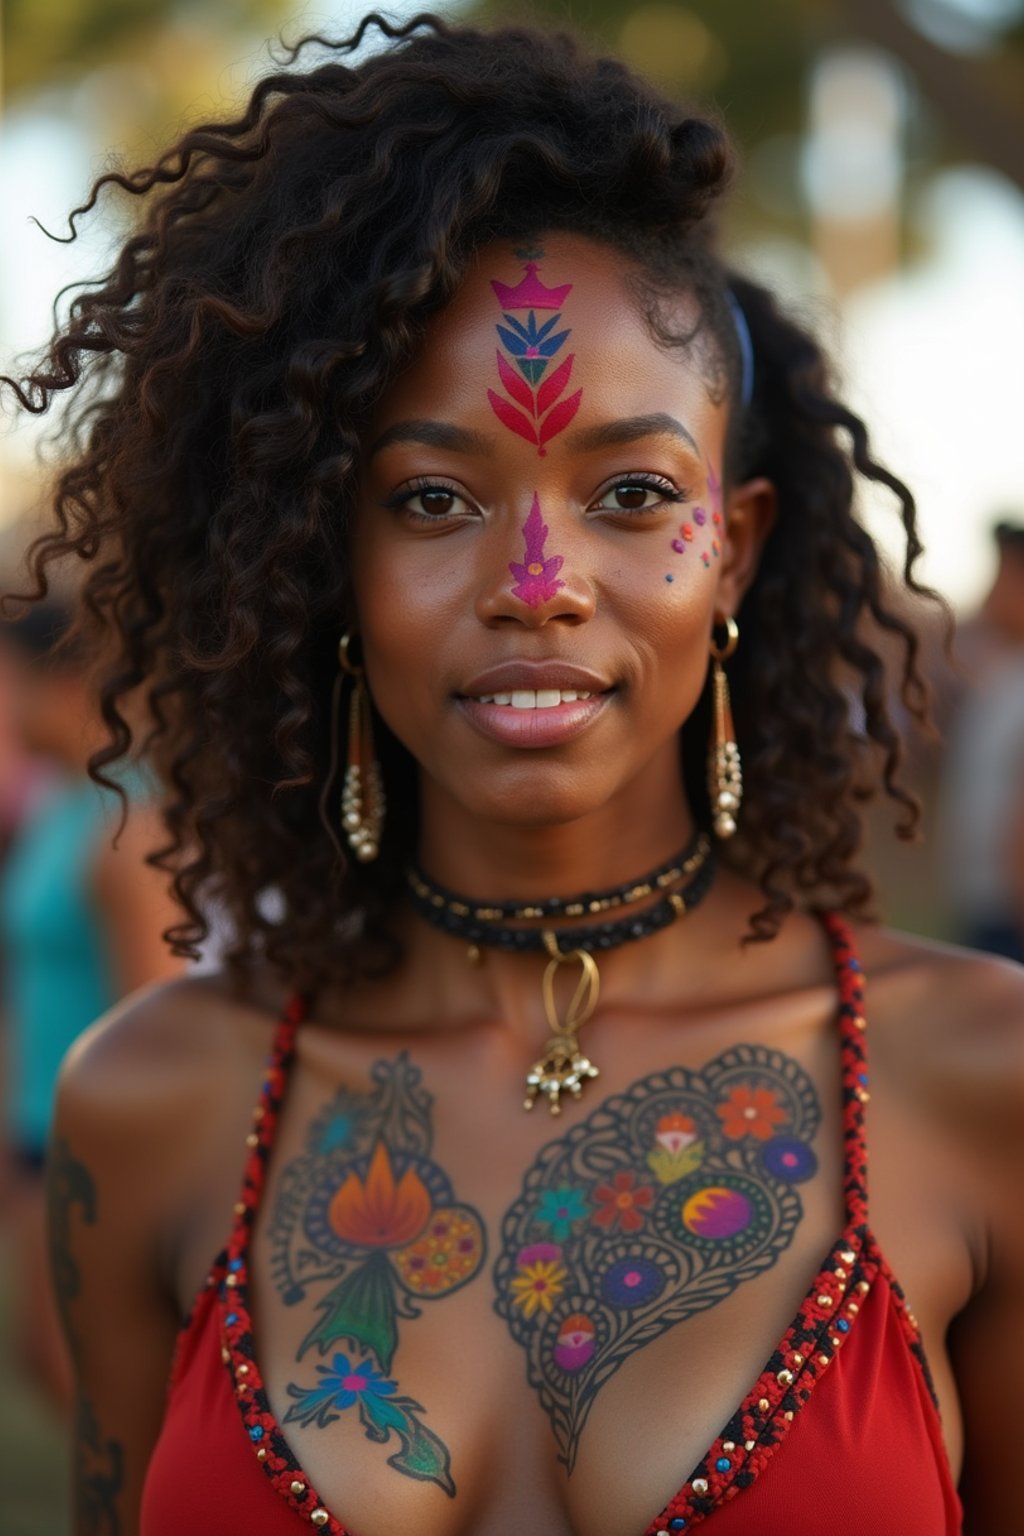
<box><xmin>0</xmin><ymin>765</ymin><xmax>151</xmax><ymax>1156</ymax></box>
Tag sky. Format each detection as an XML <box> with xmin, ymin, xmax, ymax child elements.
<box><xmin>3</xmin><ymin>1</ymin><xmax>1024</xmax><ymax>612</ymax></box>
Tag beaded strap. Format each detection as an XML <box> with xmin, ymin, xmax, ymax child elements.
<box><xmin>217</xmin><ymin>993</ymin><xmax>352</xmax><ymax>1532</ymax></box>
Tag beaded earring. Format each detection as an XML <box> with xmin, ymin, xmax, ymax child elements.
<box><xmin>338</xmin><ymin>631</ymin><xmax>385</xmax><ymax>862</ymax></box>
<box><xmin>708</xmin><ymin>616</ymin><xmax>742</xmax><ymax>840</ymax></box>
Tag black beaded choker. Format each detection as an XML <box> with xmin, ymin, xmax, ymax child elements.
<box><xmin>405</xmin><ymin>832</ymin><xmax>716</xmax><ymax>1114</ymax></box>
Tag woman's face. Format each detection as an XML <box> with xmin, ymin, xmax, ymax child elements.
<box><xmin>351</xmin><ymin>233</ymin><xmax>771</xmax><ymax>830</ymax></box>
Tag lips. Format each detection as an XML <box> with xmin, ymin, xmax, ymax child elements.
<box><xmin>458</xmin><ymin>660</ymin><xmax>613</xmax><ymax>701</ymax></box>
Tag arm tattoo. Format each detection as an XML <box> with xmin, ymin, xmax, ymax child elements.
<box><xmin>493</xmin><ymin>1045</ymin><xmax>822</xmax><ymax>1471</ymax></box>
<box><xmin>267</xmin><ymin>1053</ymin><xmax>486</xmax><ymax>1496</ymax></box>
<box><xmin>75</xmin><ymin>1395</ymin><xmax>125</xmax><ymax>1536</ymax></box>
<box><xmin>47</xmin><ymin>1144</ymin><xmax>125</xmax><ymax>1533</ymax></box>
<box><xmin>46</xmin><ymin>1136</ymin><xmax>97</xmax><ymax>1362</ymax></box>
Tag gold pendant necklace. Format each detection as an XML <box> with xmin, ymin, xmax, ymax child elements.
<box><xmin>523</xmin><ymin>932</ymin><xmax>601</xmax><ymax>1115</ymax></box>
<box><xmin>405</xmin><ymin>835</ymin><xmax>715</xmax><ymax>1115</ymax></box>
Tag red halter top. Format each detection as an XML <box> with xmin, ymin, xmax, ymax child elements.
<box><xmin>140</xmin><ymin>914</ymin><xmax>963</xmax><ymax>1533</ymax></box>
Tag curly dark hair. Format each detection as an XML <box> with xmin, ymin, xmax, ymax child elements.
<box><xmin>1</xmin><ymin>13</ymin><xmax>940</xmax><ymax>994</ymax></box>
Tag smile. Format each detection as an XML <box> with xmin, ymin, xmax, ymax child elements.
<box><xmin>472</xmin><ymin>689</ymin><xmax>595</xmax><ymax>708</ymax></box>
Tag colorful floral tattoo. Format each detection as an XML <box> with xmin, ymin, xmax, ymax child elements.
<box><xmin>267</xmin><ymin>1056</ymin><xmax>486</xmax><ymax>1496</ymax></box>
<box><xmin>509</xmin><ymin>493</ymin><xmax>565</xmax><ymax>606</ymax></box>
<box><xmin>488</xmin><ymin>246</ymin><xmax>582</xmax><ymax>455</ymax></box>
<box><xmin>493</xmin><ymin>1046</ymin><xmax>821</xmax><ymax>1472</ymax></box>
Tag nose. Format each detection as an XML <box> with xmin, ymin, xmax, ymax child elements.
<box><xmin>475</xmin><ymin>493</ymin><xmax>596</xmax><ymax>627</ymax></box>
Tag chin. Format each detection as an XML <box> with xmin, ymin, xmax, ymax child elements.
<box><xmin>462</xmin><ymin>777</ymin><xmax>609</xmax><ymax>830</ymax></box>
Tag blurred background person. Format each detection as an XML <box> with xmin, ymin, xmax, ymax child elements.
<box><xmin>940</xmin><ymin>519</ymin><xmax>1024</xmax><ymax>961</ymax></box>
<box><xmin>0</xmin><ymin>596</ymin><xmax>185</xmax><ymax>1416</ymax></box>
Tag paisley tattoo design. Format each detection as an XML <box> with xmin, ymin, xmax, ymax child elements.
<box><xmin>493</xmin><ymin>1045</ymin><xmax>821</xmax><ymax>1471</ymax></box>
<box><xmin>488</xmin><ymin>246</ymin><xmax>582</xmax><ymax>454</ymax></box>
<box><xmin>268</xmin><ymin>1055</ymin><xmax>486</xmax><ymax>1495</ymax></box>
<box><xmin>509</xmin><ymin>493</ymin><xmax>565</xmax><ymax>607</ymax></box>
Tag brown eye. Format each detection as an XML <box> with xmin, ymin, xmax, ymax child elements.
<box><xmin>613</xmin><ymin>484</ymin><xmax>653</xmax><ymax>510</ymax></box>
<box><xmin>417</xmin><ymin>488</ymin><xmax>457</xmax><ymax>516</ymax></box>
<box><xmin>592</xmin><ymin>476</ymin><xmax>685</xmax><ymax>517</ymax></box>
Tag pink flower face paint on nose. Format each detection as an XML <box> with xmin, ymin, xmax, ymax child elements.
<box><xmin>487</xmin><ymin>249</ymin><xmax>583</xmax><ymax>456</ymax></box>
<box><xmin>509</xmin><ymin>494</ymin><xmax>565</xmax><ymax>607</ymax></box>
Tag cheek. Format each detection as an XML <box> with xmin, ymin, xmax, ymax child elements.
<box><xmin>349</xmin><ymin>525</ymin><xmax>462</xmax><ymax>743</ymax></box>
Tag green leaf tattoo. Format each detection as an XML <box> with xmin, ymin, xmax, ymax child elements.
<box><xmin>284</xmin><ymin>1353</ymin><xmax>454</xmax><ymax>1494</ymax></box>
<box><xmin>494</xmin><ymin>1045</ymin><xmax>822</xmax><ymax>1471</ymax></box>
<box><xmin>269</xmin><ymin>1054</ymin><xmax>486</xmax><ymax>1495</ymax></box>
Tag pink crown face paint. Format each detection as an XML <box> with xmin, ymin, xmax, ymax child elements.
<box><xmin>509</xmin><ymin>493</ymin><xmax>565</xmax><ymax>608</ymax></box>
<box><xmin>487</xmin><ymin>247</ymin><xmax>583</xmax><ymax>457</ymax></box>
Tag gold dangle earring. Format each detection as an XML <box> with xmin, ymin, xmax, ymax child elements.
<box><xmin>338</xmin><ymin>630</ymin><xmax>385</xmax><ymax>862</ymax></box>
<box><xmin>708</xmin><ymin>615</ymin><xmax>742</xmax><ymax>840</ymax></box>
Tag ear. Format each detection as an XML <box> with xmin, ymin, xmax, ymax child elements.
<box><xmin>713</xmin><ymin>476</ymin><xmax>776</xmax><ymax>619</ymax></box>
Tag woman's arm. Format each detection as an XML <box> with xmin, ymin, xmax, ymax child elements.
<box><xmin>47</xmin><ymin>994</ymin><xmax>195</xmax><ymax>1535</ymax></box>
<box><xmin>946</xmin><ymin>965</ymin><xmax>1024</xmax><ymax>1535</ymax></box>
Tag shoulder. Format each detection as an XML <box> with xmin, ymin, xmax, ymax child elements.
<box><xmin>53</xmin><ymin>969</ymin><xmax>283</xmax><ymax>1245</ymax></box>
<box><xmin>849</xmin><ymin>921</ymin><xmax>1024</xmax><ymax>1132</ymax></box>
<box><xmin>59</xmin><ymin>969</ymin><xmax>265</xmax><ymax>1104</ymax></box>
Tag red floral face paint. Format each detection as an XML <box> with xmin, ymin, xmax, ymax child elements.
<box><xmin>487</xmin><ymin>248</ymin><xmax>583</xmax><ymax>456</ymax></box>
<box><xmin>509</xmin><ymin>494</ymin><xmax>565</xmax><ymax>607</ymax></box>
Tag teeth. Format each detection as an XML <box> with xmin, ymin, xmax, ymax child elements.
<box><xmin>474</xmin><ymin>688</ymin><xmax>597</xmax><ymax>708</ymax></box>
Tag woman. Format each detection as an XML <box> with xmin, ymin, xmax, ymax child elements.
<box><xmin>3</xmin><ymin>16</ymin><xmax>1021</xmax><ymax>1534</ymax></box>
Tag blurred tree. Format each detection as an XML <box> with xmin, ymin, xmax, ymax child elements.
<box><xmin>473</xmin><ymin>0</ymin><xmax>1024</xmax><ymax>208</ymax></box>
<box><xmin>4</xmin><ymin>0</ymin><xmax>291</xmax><ymax>98</ymax></box>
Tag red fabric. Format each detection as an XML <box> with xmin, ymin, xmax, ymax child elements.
<box><xmin>674</xmin><ymin>1267</ymin><xmax>961</xmax><ymax>1533</ymax></box>
<box><xmin>140</xmin><ymin>916</ymin><xmax>963</xmax><ymax>1534</ymax></box>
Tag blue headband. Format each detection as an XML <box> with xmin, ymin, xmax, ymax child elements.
<box><xmin>725</xmin><ymin>289</ymin><xmax>754</xmax><ymax>409</ymax></box>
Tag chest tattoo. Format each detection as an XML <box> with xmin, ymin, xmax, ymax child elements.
<box><xmin>493</xmin><ymin>1045</ymin><xmax>822</xmax><ymax>1471</ymax></box>
<box><xmin>267</xmin><ymin>1054</ymin><xmax>486</xmax><ymax>1496</ymax></box>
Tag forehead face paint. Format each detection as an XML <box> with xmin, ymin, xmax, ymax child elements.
<box><xmin>487</xmin><ymin>248</ymin><xmax>583</xmax><ymax>456</ymax></box>
<box><xmin>509</xmin><ymin>494</ymin><xmax>565</xmax><ymax>608</ymax></box>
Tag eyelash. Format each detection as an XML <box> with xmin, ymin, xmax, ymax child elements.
<box><xmin>384</xmin><ymin>473</ymin><xmax>691</xmax><ymax>522</ymax></box>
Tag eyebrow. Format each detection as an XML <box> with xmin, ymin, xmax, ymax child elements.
<box><xmin>366</xmin><ymin>420</ymin><xmax>494</xmax><ymax>460</ymax></box>
<box><xmin>567</xmin><ymin>414</ymin><xmax>701</xmax><ymax>456</ymax></box>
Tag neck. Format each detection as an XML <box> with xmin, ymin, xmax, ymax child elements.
<box><xmin>416</xmin><ymin>749</ymin><xmax>695</xmax><ymax>903</ymax></box>
<box><xmin>389</xmin><ymin>750</ymin><xmax>717</xmax><ymax>1045</ymax></box>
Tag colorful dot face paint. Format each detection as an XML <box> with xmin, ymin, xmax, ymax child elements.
<box><xmin>487</xmin><ymin>249</ymin><xmax>583</xmax><ymax>456</ymax></box>
<box><xmin>666</xmin><ymin>461</ymin><xmax>722</xmax><ymax>570</ymax></box>
<box><xmin>509</xmin><ymin>493</ymin><xmax>565</xmax><ymax>607</ymax></box>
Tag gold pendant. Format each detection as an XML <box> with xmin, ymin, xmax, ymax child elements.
<box><xmin>524</xmin><ymin>938</ymin><xmax>600</xmax><ymax>1115</ymax></box>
